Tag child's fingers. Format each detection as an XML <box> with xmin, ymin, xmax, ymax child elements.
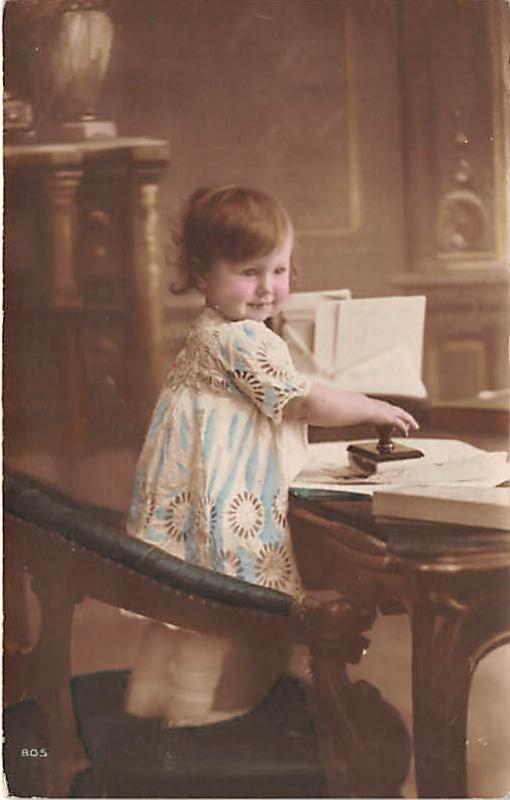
<box><xmin>392</xmin><ymin>416</ymin><xmax>411</xmax><ymax>436</ymax></box>
<box><xmin>399</xmin><ymin>410</ymin><xmax>419</xmax><ymax>430</ymax></box>
<box><xmin>372</xmin><ymin>400</ymin><xmax>419</xmax><ymax>435</ymax></box>
<box><xmin>393</xmin><ymin>408</ymin><xmax>419</xmax><ymax>435</ymax></box>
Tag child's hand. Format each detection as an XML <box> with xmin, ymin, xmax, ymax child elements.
<box><xmin>368</xmin><ymin>398</ymin><xmax>419</xmax><ymax>437</ymax></box>
<box><xmin>285</xmin><ymin>383</ymin><xmax>421</xmax><ymax>432</ymax></box>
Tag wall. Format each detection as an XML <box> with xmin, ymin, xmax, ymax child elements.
<box><xmin>104</xmin><ymin>0</ymin><xmax>407</xmax><ymax>298</ymax></box>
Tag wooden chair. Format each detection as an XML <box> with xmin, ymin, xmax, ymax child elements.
<box><xmin>3</xmin><ymin>470</ymin><xmax>411</xmax><ymax>798</ymax></box>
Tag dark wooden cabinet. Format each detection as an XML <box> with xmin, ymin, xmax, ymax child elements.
<box><xmin>4</xmin><ymin>137</ymin><xmax>170</xmax><ymax>455</ymax></box>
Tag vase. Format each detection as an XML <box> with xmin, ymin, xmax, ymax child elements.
<box><xmin>50</xmin><ymin>0</ymin><xmax>116</xmax><ymax>140</ymax></box>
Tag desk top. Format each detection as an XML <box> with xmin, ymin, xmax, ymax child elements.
<box><xmin>289</xmin><ymin>493</ymin><xmax>510</xmax><ymax>574</ymax></box>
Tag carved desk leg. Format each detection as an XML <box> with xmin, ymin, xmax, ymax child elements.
<box><xmin>411</xmin><ymin>580</ymin><xmax>510</xmax><ymax>799</ymax></box>
<box><xmin>305</xmin><ymin>596</ymin><xmax>377</xmax><ymax>797</ymax></box>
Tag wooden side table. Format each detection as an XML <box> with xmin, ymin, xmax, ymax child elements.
<box><xmin>4</xmin><ymin>138</ymin><xmax>170</xmax><ymax>453</ymax></box>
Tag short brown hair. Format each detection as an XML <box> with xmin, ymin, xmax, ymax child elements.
<box><xmin>170</xmin><ymin>185</ymin><xmax>292</xmax><ymax>293</ymax></box>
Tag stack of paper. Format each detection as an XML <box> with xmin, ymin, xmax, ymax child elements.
<box><xmin>291</xmin><ymin>439</ymin><xmax>510</xmax><ymax>497</ymax></box>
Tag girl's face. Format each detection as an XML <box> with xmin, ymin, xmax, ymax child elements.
<box><xmin>198</xmin><ymin>229</ymin><xmax>293</xmax><ymax>322</ymax></box>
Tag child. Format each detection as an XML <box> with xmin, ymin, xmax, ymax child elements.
<box><xmin>125</xmin><ymin>185</ymin><xmax>418</xmax><ymax>726</ymax></box>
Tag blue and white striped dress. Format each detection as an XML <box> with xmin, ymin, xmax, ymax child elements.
<box><xmin>128</xmin><ymin>306</ymin><xmax>310</xmax><ymax>596</ymax></box>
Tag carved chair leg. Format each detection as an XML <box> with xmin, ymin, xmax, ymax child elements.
<box><xmin>308</xmin><ymin>644</ymin><xmax>358</xmax><ymax>796</ymax></box>
<box><xmin>305</xmin><ymin>594</ymin><xmax>412</xmax><ymax>798</ymax></box>
<box><xmin>304</xmin><ymin>596</ymin><xmax>377</xmax><ymax>798</ymax></box>
<box><xmin>24</xmin><ymin>575</ymin><xmax>90</xmax><ymax>797</ymax></box>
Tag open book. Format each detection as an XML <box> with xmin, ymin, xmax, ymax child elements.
<box><xmin>277</xmin><ymin>293</ymin><xmax>427</xmax><ymax>399</ymax></box>
<box><xmin>372</xmin><ymin>485</ymin><xmax>510</xmax><ymax>531</ymax></box>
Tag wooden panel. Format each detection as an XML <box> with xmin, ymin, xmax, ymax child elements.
<box><xmin>394</xmin><ymin>0</ymin><xmax>509</xmax><ymax>401</ymax></box>
<box><xmin>396</xmin><ymin>268</ymin><xmax>510</xmax><ymax>402</ymax></box>
<box><xmin>398</xmin><ymin>0</ymin><xmax>508</xmax><ymax>270</ymax></box>
<box><xmin>437</xmin><ymin>339</ymin><xmax>488</xmax><ymax>402</ymax></box>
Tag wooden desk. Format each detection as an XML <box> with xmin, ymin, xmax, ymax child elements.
<box><xmin>289</xmin><ymin>494</ymin><xmax>510</xmax><ymax>798</ymax></box>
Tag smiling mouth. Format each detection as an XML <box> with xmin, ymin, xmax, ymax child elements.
<box><xmin>248</xmin><ymin>303</ymin><xmax>273</xmax><ymax>309</ymax></box>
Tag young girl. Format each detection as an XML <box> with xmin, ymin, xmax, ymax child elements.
<box><xmin>125</xmin><ymin>185</ymin><xmax>418</xmax><ymax>726</ymax></box>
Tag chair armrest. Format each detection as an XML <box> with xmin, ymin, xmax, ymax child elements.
<box><xmin>4</xmin><ymin>470</ymin><xmax>295</xmax><ymax>619</ymax></box>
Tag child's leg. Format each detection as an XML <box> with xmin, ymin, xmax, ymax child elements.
<box><xmin>162</xmin><ymin>629</ymin><xmax>241</xmax><ymax>726</ymax></box>
<box><xmin>125</xmin><ymin>621</ymin><xmax>256</xmax><ymax>725</ymax></box>
<box><xmin>126</xmin><ymin>621</ymin><xmax>290</xmax><ymax>726</ymax></box>
<box><xmin>125</xmin><ymin>620</ymin><xmax>179</xmax><ymax>719</ymax></box>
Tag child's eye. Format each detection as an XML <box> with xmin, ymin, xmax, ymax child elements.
<box><xmin>274</xmin><ymin>266</ymin><xmax>288</xmax><ymax>276</ymax></box>
<box><xmin>240</xmin><ymin>268</ymin><xmax>257</xmax><ymax>276</ymax></box>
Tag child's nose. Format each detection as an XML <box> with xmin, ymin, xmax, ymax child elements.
<box><xmin>256</xmin><ymin>274</ymin><xmax>273</xmax><ymax>295</ymax></box>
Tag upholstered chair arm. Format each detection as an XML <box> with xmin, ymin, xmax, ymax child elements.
<box><xmin>4</xmin><ymin>470</ymin><xmax>299</xmax><ymax>637</ymax></box>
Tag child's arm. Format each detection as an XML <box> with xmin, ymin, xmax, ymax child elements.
<box><xmin>283</xmin><ymin>382</ymin><xmax>419</xmax><ymax>435</ymax></box>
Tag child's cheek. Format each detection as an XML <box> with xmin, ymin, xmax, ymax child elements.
<box><xmin>274</xmin><ymin>274</ymin><xmax>290</xmax><ymax>300</ymax></box>
<box><xmin>222</xmin><ymin>277</ymin><xmax>250</xmax><ymax>298</ymax></box>
<box><xmin>232</xmin><ymin>278</ymin><xmax>255</xmax><ymax>300</ymax></box>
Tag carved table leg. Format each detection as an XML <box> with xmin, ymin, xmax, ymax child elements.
<box><xmin>411</xmin><ymin>584</ymin><xmax>510</xmax><ymax>798</ymax></box>
<box><xmin>411</xmin><ymin>592</ymin><xmax>471</xmax><ymax>798</ymax></box>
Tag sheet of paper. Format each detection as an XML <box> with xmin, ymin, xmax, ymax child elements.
<box><xmin>314</xmin><ymin>298</ymin><xmax>342</xmax><ymax>374</ymax></box>
<box><xmin>331</xmin><ymin>345</ymin><xmax>427</xmax><ymax>398</ymax></box>
<box><xmin>292</xmin><ymin>439</ymin><xmax>510</xmax><ymax>495</ymax></box>
<box><xmin>333</xmin><ymin>295</ymin><xmax>426</xmax><ymax>375</ymax></box>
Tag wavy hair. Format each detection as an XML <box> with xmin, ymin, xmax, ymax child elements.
<box><xmin>169</xmin><ymin>185</ymin><xmax>294</xmax><ymax>293</ymax></box>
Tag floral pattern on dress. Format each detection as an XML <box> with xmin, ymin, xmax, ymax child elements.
<box><xmin>227</xmin><ymin>490</ymin><xmax>264</xmax><ymax>540</ymax></box>
<box><xmin>256</xmin><ymin>339</ymin><xmax>290</xmax><ymax>380</ymax></box>
<box><xmin>255</xmin><ymin>543</ymin><xmax>294</xmax><ymax>590</ymax></box>
<box><xmin>164</xmin><ymin>491</ymin><xmax>192</xmax><ymax>542</ymax></box>
<box><xmin>136</xmin><ymin>479</ymin><xmax>156</xmax><ymax>528</ymax></box>
<box><xmin>193</xmin><ymin>495</ymin><xmax>218</xmax><ymax>564</ymax></box>
<box><xmin>218</xmin><ymin>548</ymin><xmax>243</xmax><ymax>579</ymax></box>
<box><xmin>230</xmin><ymin>370</ymin><xmax>266</xmax><ymax>407</ymax></box>
<box><xmin>272</xmin><ymin>488</ymin><xmax>288</xmax><ymax>529</ymax></box>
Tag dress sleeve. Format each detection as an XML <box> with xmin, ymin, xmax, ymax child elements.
<box><xmin>216</xmin><ymin>320</ymin><xmax>310</xmax><ymax>424</ymax></box>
